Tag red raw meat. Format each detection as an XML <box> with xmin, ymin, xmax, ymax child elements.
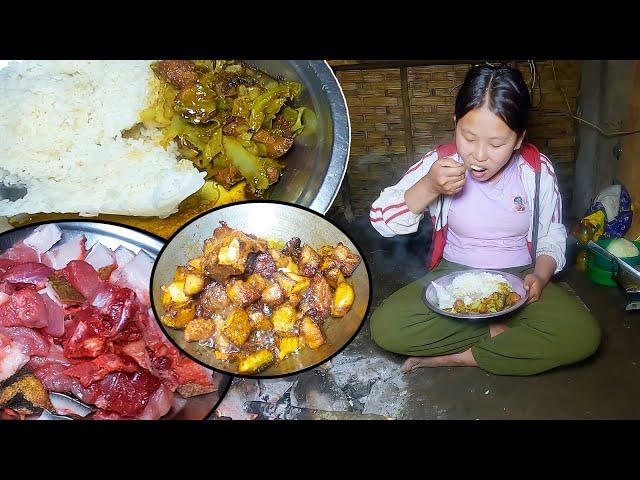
<box><xmin>101</xmin><ymin>287</ymin><xmax>138</xmax><ymax>337</ymax></box>
<box><xmin>0</xmin><ymin>241</ymin><xmax>40</xmax><ymax>263</ymax></box>
<box><xmin>39</xmin><ymin>292</ymin><xmax>65</xmax><ymax>337</ymax></box>
<box><xmin>0</xmin><ymin>289</ymin><xmax>49</xmax><ymax>329</ymax></box>
<box><xmin>0</xmin><ymin>259</ymin><xmax>17</xmax><ymax>275</ymax></box>
<box><xmin>63</xmin><ymin>307</ymin><xmax>110</xmax><ymax>358</ymax></box>
<box><xmin>88</xmin><ymin>370</ymin><xmax>161</xmax><ymax>417</ymax></box>
<box><xmin>59</xmin><ymin>260</ymin><xmax>103</xmax><ymax>300</ymax></box>
<box><xmin>137</xmin><ymin>385</ymin><xmax>174</xmax><ymax>420</ymax></box>
<box><xmin>0</xmin><ymin>326</ymin><xmax>51</xmax><ymax>356</ymax></box>
<box><xmin>120</xmin><ymin>340</ymin><xmax>152</xmax><ymax>371</ymax></box>
<box><xmin>1</xmin><ymin>262</ymin><xmax>55</xmax><ymax>287</ymax></box>
<box><xmin>32</xmin><ymin>362</ymin><xmax>78</xmax><ymax>392</ymax></box>
<box><xmin>173</xmin><ymin>356</ymin><xmax>215</xmax><ymax>388</ymax></box>
<box><xmin>64</xmin><ymin>353</ymin><xmax>139</xmax><ymax>388</ymax></box>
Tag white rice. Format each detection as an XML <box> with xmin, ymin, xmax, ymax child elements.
<box><xmin>0</xmin><ymin>60</ymin><xmax>205</xmax><ymax>218</ymax></box>
<box><xmin>433</xmin><ymin>272</ymin><xmax>510</xmax><ymax>309</ymax></box>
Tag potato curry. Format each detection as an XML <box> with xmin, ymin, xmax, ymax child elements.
<box><xmin>159</xmin><ymin>223</ymin><xmax>361</xmax><ymax>374</ymax></box>
<box><xmin>448</xmin><ymin>283</ymin><xmax>522</xmax><ymax>315</ymax></box>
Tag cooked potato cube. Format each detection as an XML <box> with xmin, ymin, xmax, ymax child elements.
<box><xmin>248</xmin><ymin>311</ymin><xmax>273</xmax><ymax>331</ymax></box>
<box><xmin>218</xmin><ymin>238</ymin><xmax>241</xmax><ymax>266</ymax></box>
<box><xmin>277</xmin><ymin>336</ymin><xmax>301</xmax><ymax>360</ymax></box>
<box><xmin>287</xmin><ymin>293</ymin><xmax>303</xmax><ymax>308</ymax></box>
<box><xmin>184</xmin><ymin>317</ymin><xmax>217</xmax><ymax>342</ymax></box>
<box><xmin>246</xmin><ymin>273</ymin><xmax>268</xmax><ymax>292</ymax></box>
<box><xmin>292</xmin><ymin>277</ymin><xmax>311</xmax><ymax>294</ymax></box>
<box><xmin>269</xmin><ymin>248</ymin><xmax>288</xmax><ymax>268</ymax></box>
<box><xmin>286</xmin><ymin>258</ymin><xmax>299</xmax><ymax>274</ymax></box>
<box><xmin>174</xmin><ymin>266</ymin><xmax>189</xmax><ymax>282</ymax></box>
<box><xmin>161</xmin><ymin>302</ymin><xmax>196</xmax><ymax>329</ymax></box>
<box><xmin>331</xmin><ymin>282</ymin><xmax>355</xmax><ymax>317</ymax></box>
<box><xmin>162</xmin><ymin>281</ymin><xmax>189</xmax><ymax>306</ymax></box>
<box><xmin>452</xmin><ymin>299</ymin><xmax>467</xmax><ymax>313</ymax></box>
<box><xmin>318</xmin><ymin>246</ymin><xmax>334</xmax><ymax>257</ymax></box>
<box><xmin>238</xmin><ymin>349</ymin><xmax>274</xmax><ymax>374</ymax></box>
<box><xmin>262</xmin><ymin>282</ymin><xmax>285</xmax><ymax>307</ymax></box>
<box><xmin>300</xmin><ymin>316</ymin><xmax>325</xmax><ymax>349</ymax></box>
<box><xmin>274</xmin><ymin>271</ymin><xmax>297</xmax><ymax>295</ymax></box>
<box><xmin>506</xmin><ymin>292</ymin><xmax>521</xmax><ymax>306</ymax></box>
<box><xmin>222</xmin><ymin>309</ymin><xmax>252</xmax><ymax>347</ymax></box>
<box><xmin>226</xmin><ymin>280</ymin><xmax>261</xmax><ymax>307</ymax></box>
<box><xmin>272</xmin><ymin>305</ymin><xmax>297</xmax><ymax>332</ymax></box>
<box><xmin>184</xmin><ymin>272</ymin><xmax>206</xmax><ymax>296</ymax></box>
<box><xmin>187</xmin><ymin>256</ymin><xmax>205</xmax><ymax>272</ymax></box>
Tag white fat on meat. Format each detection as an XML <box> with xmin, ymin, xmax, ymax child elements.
<box><xmin>39</xmin><ymin>282</ymin><xmax>63</xmax><ymax>307</ymax></box>
<box><xmin>42</xmin><ymin>234</ymin><xmax>86</xmax><ymax>269</ymax></box>
<box><xmin>23</xmin><ymin>224</ymin><xmax>63</xmax><ymax>259</ymax></box>
<box><xmin>0</xmin><ymin>334</ymin><xmax>29</xmax><ymax>382</ymax></box>
<box><xmin>38</xmin><ymin>290</ymin><xmax>65</xmax><ymax>337</ymax></box>
<box><xmin>114</xmin><ymin>246</ymin><xmax>136</xmax><ymax>268</ymax></box>
<box><xmin>110</xmin><ymin>251</ymin><xmax>153</xmax><ymax>306</ymax></box>
<box><xmin>85</xmin><ymin>243</ymin><xmax>117</xmax><ymax>271</ymax></box>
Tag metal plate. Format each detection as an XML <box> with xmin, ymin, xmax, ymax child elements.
<box><xmin>423</xmin><ymin>269</ymin><xmax>528</xmax><ymax>321</ymax></box>
<box><xmin>0</xmin><ymin>221</ymin><xmax>231</xmax><ymax>420</ymax></box>
<box><xmin>151</xmin><ymin>202</ymin><xmax>371</xmax><ymax>377</ymax></box>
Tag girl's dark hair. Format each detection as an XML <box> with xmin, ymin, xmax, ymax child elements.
<box><xmin>455</xmin><ymin>64</ymin><xmax>530</xmax><ymax>136</ymax></box>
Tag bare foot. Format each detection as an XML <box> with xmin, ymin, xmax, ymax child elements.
<box><xmin>401</xmin><ymin>349</ymin><xmax>477</xmax><ymax>374</ymax></box>
<box><xmin>489</xmin><ymin>323</ymin><xmax>509</xmax><ymax>338</ymax></box>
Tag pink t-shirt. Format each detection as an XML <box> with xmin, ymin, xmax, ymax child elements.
<box><xmin>442</xmin><ymin>159</ymin><xmax>532</xmax><ymax>268</ymax></box>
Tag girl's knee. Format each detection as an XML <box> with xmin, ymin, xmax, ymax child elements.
<box><xmin>560</xmin><ymin>314</ymin><xmax>602</xmax><ymax>363</ymax></box>
<box><xmin>575</xmin><ymin>317</ymin><xmax>602</xmax><ymax>359</ymax></box>
<box><xmin>369</xmin><ymin>306</ymin><xmax>395</xmax><ymax>351</ymax></box>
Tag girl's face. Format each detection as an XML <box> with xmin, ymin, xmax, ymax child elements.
<box><xmin>455</xmin><ymin>105</ymin><xmax>524</xmax><ymax>182</ymax></box>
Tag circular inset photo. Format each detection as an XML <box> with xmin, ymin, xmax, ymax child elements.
<box><xmin>0</xmin><ymin>221</ymin><xmax>231</xmax><ymax>420</ymax></box>
<box><xmin>151</xmin><ymin>201</ymin><xmax>372</xmax><ymax>378</ymax></box>
<box><xmin>0</xmin><ymin>60</ymin><xmax>349</xmax><ymax>239</ymax></box>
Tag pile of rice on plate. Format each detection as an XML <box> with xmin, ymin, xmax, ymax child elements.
<box><xmin>0</xmin><ymin>60</ymin><xmax>205</xmax><ymax>219</ymax></box>
<box><xmin>432</xmin><ymin>271</ymin><xmax>513</xmax><ymax>310</ymax></box>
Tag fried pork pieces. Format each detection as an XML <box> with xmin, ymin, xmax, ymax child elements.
<box><xmin>161</xmin><ymin>222</ymin><xmax>361</xmax><ymax>373</ymax></box>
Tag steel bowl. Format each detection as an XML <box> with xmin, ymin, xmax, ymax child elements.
<box><xmin>423</xmin><ymin>269</ymin><xmax>528</xmax><ymax>321</ymax></box>
<box><xmin>247</xmin><ymin>60</ymin><xmax>350</xmax><ymax>213</ymax></box>
<box><xmin>151</xmin><ymin>202</ymin><xmax>371</xmax><ymax>377</ymax></box>
<box><xmin>0</xmin><ymin>221</ymin><xmax>231</xmax><ymax>420</ymax></box>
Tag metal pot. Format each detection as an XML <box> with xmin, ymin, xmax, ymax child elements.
<box><xmin>151</xmin><ymin>202</ymin><xmax>371</xmax><ymax>377</ymax></box>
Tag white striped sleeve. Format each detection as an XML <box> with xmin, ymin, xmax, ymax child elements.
<box><xmin>369</xmin><ymin>150</ymin><xmax>437</xmax><ymax>237</ymax></box>
<box><xmin>535</xmin><ymin>155</ymin><xmax>567</xmax><ymax>273</ymax></box>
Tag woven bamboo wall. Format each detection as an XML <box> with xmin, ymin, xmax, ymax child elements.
<box><xmin>328</xmin><ymin>61</ymin><xmax>581</xmax><ymax>221</ymax></box>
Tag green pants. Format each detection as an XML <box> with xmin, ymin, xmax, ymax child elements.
<box><xmin>370</xmin><ymin>260</ymin><xmax>601</xmax><ymax>376</ymax></box>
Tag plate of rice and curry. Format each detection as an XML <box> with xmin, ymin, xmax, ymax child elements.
<box><xmin>424</xmin><ymin>270</ymin><xmax>528</xmax><ymax>320</ymax></box>
<box><xmin>0</xmin><ymin>60</ymin><xmax>349</xmax><ymax>239</ymax></box>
